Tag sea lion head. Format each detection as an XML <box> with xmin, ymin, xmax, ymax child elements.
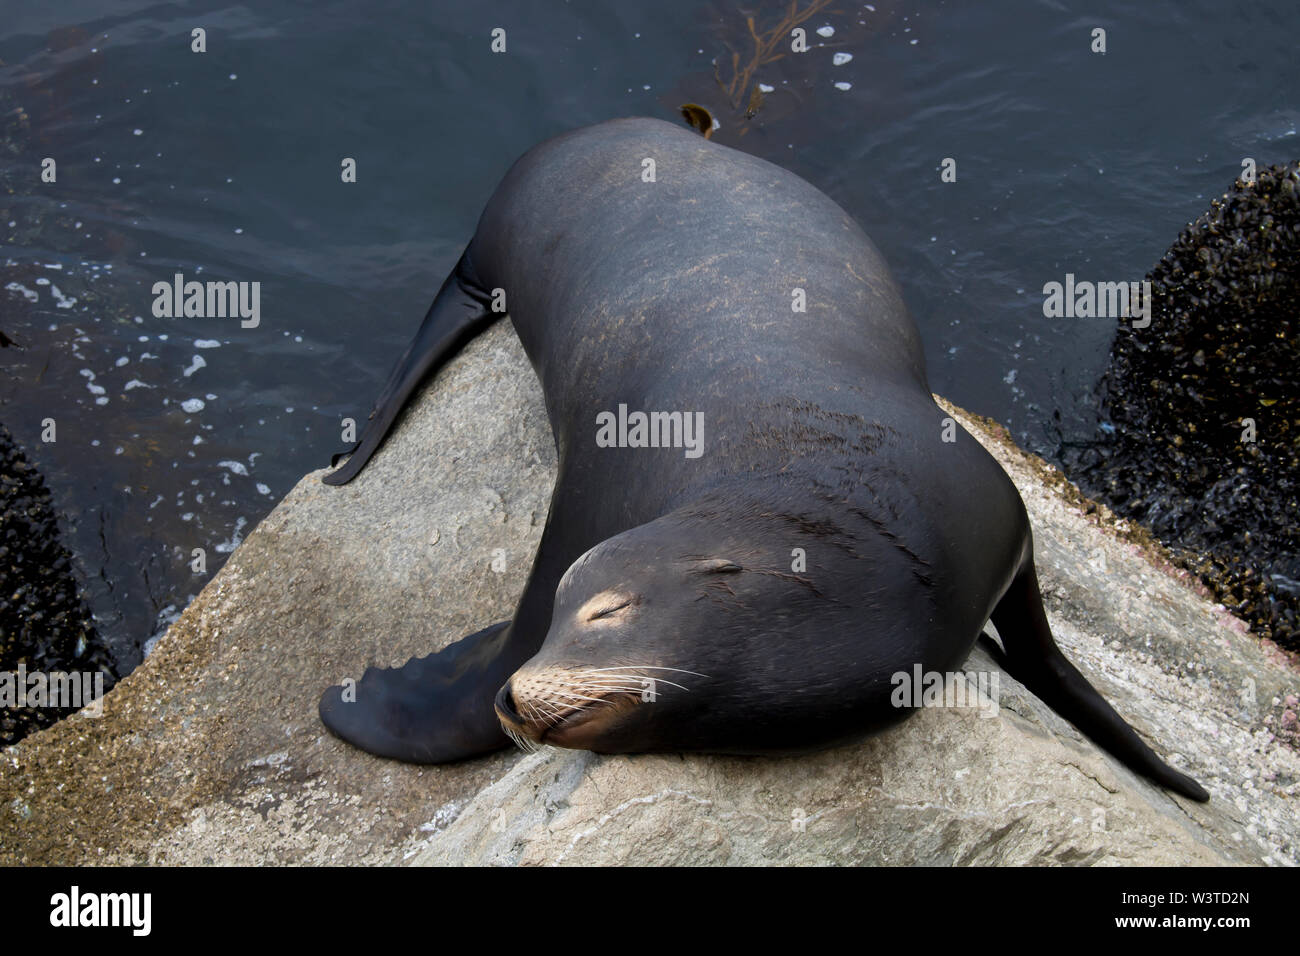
<box><xmin>494</xmin><ymin>490</ymin><xmax>933</xmax><ymax>754</ymax></box>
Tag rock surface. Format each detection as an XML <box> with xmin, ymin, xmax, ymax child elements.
<box><xmin>2</xmin><ymin>320</ymin><xmax>1296</xmax><ymax>865</ymax></box>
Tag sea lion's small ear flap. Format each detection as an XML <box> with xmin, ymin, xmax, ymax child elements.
<box><xmin>679</xmin><ymin>104</ymin><xmax>716</xmax><ymax>139</ymax></box>
<box><xmin>691</xmin><ymin>558</ymin><xmax>743</xmax><ymax>574</ymax></box>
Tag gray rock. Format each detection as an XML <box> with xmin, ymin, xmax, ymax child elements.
<box><xmin>1</xmin><ymin>320</ymin><xmax>1296</xmax><ymax>865</ymax></box>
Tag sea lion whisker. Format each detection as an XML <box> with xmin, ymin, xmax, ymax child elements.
<box><xmin>561</xmin><ymin>683</ymin><xmax>644</xmax><ymax>696</ymax></box>
<box><xmin>573</xmin><ymin>676</ymin><xmax>691</xmax><ymax>693</ymax></box>
<box><xmin>541</xmin><ymin>702</ymin><xmax>575</xmax><ymax>724</ymax></box>
<box><xmin>542</xmin><ymin>696</ymin><xmax>574</xmax><ymax>712</ymax></box>
<box><xmin>529</xmin><ymin>699</ymin><xmax>564</xmax><ymax>723</ymax></box>
<box><xmin>583</xmin><ymin>665</ymin><xmax>709</xmax><ymax>678</ymax></box>
<box><xmin>522</xmin><ymin>697</ymin><xmax>559</xmax><ymax>725</ymax></box>
<box><xmin>548</xmin><ymin>691</ymin><xmax>619</xmax><ymax>706</ymax></box>
<box><xmin>502</xmin><ymin>724</ymin><xmax>538</xmax><ymax>753</ymax></box>
<box><xmin>567</xmin><ymin>677</ymin><xmax>653</xmax><ymax>689</ymax></box>
<box><xmin>567</xmin><ymin>681</ymin><xmax>674</xmax><ymax>696</ymax></box>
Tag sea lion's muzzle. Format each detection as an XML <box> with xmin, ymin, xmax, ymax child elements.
<box><xmin>494</xmin><ymin>666</ymin><xmax>646</xmax><ymax>749</ymax></box>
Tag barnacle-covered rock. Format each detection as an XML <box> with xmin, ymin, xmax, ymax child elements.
<box><xmin>1067</xmin><ymin>162</ymin><xmax>1300</xmax><ymax>651</ymax></box>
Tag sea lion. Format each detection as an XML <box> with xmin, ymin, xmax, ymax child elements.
<box><xmin>318</xmin><ymin>117</ymin><xmax>1209</xmax><ymax>802</ymax></box>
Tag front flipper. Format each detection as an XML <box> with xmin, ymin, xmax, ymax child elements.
<box><xmin>319</xmin><ymin>620</ymin><xmax>518</xmax><ymax>763</ymax></box>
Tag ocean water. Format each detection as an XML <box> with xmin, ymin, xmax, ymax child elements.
<box><xmin>1</xmin><ymin>0</ymin><xmax>1297</xmax><ymax>672</ymax></box>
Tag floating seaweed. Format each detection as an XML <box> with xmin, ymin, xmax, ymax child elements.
<box><xmin>712</xmin><ymin>0</ymin><xmax>837</xmax><ymax>117</ymax></box>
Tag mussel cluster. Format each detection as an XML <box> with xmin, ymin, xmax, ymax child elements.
<box><xmin>0</xmin><ymin>422</ymin><xmax>115</xmax><ymax>744</ymax></box>
<box><xmin>1068</xmin><ymin>162</ymin><xmax>1299</xmax><ymax>651</ymax></box>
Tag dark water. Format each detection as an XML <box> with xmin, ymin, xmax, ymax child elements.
<box><xmin>1</xmin><ymin>0</ymin><xmax>1297</xmax><ymax>673</ymax></box>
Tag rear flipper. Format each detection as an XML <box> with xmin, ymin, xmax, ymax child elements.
<box><xmin>990</xmin><ymin>562</ymin><xmax>1210</xmax><ymax>802</ymax></box>
<box><xmin>319</xmin><ymin>621</ymin><xmax>518</xmax><ymax>763</ymax></box>
<box><xmin>323</xmin><ymin>247</ymin><xmax>497</xmax><ymax>485</ymax></box>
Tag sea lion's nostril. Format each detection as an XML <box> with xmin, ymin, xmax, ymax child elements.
<box><xmin>495</xmin><ymin>681</ymin><xmax>521</xmax><ymax>723</ymax></box>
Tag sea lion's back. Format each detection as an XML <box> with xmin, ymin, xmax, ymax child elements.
<box><xmin>470</xmin><ymin>118</ymin><xmax>927</xmax><ymax>393</ymax></box>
